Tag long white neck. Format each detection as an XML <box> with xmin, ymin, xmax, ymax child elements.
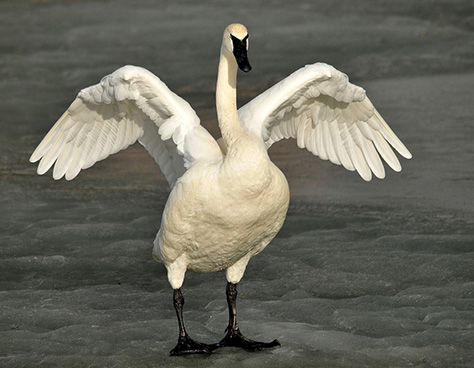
<box><xmin>216</xmin><ymin>47</ymin><xmax>244</xmax><ymax>148</ymax></box>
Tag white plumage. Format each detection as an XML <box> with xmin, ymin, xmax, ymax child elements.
<box><xmin>30</xmin><ymin>23</ymin><xmax>411</xmax><ymax>355</ymax></box>
<box><xmin>30</xmin><ymin>65</ymin><xmax>222</xmax><ymax>186</ymax></box>
<box><xmin>238</xmin><ymin>63</ymin><xmax>411</xmax><ymax>181</ymax></box>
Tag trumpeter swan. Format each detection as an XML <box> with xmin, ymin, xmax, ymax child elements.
<box><xmin>30</xmin><ymin>23</ymin><xmax>411</xmax><ymax>355</ymax></box>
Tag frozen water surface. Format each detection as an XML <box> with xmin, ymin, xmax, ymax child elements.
<box><xmin>1</xmin><ymin>0</ymin><xmax>474</xmax><ymax>367</ymax></box>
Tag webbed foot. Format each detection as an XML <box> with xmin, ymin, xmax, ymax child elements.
<box><xmin>169</xmin><ymin>333</ymin><xmax>219</xmax><ymax>356</ymax></box>
<box><xmin>217</xmin><ymin>327</ymin><xmax>280</xmax><ymax>351</ymax></box>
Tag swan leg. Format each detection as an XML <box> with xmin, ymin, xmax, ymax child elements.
<box><xmin>216</xmin><ymin>282</ymin><xmax>281</xmax><ymax>351</ymax></box>
<box><xmin>169</xmin><ymin>288</ymin><xmax>218</xmax><ymax>356</ymax></box>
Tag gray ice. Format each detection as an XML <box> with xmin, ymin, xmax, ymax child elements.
<box><xmin>1</xmin><ymin>0</ymin><xmax>473</xmax><ymax>367</ymax></box>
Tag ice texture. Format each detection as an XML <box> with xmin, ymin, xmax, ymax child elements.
<box><xmin>1</xmin><ymin>0</ymin><xmax>474</xmax><ymax>367</ymax></box>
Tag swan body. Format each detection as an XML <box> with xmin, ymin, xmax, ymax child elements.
<box><xmin>156</xmin><ymin>152</ymin><xmax>289</xmax><ymax>282</ymax></box>
<box><xmin>30</xmin><ymin>23</ymin><xmax>411</xmax><ymax>355</ymax></box>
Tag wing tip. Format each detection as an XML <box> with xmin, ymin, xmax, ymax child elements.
<box><xmin>374</xmin><ymin>170</ymin><xmax>386</xmax><ymax>180</ymax></box>
<box><xmin>401</xmin><ymin>150</ymin><xmax>413</xmax><ymax>160</ymax></box>
<box><xmin>391</xmin><ymin>141</ymin><xmax>412</xmax><ymax>160</ymax></box>
<box><xmin>361</xmin><ymin>172</ymin><xmax>372</xmax><ymax>182</ymax></box>
<box><xmin>52</xmin><ymin>171</ymin><xmax>64</xmax><ymax>180</ymax></box>
<box><xmin>36</xmin><ymin>167</ymin><xmax>48</xmax><ymax>176</ymax></box>
<box><xmin>30</xmin><ymin>144</ymin><xmax>46</xmax><ymax>163</ymax></box>
<box><xmin>29</xmin><ymin>153</ymin><xmax>39</xmax><ymax>164</ymax></box>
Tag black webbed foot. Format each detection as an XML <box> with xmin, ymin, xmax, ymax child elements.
<box><xmin>170</xmin><ymin>288</ymin><xmax>219</xmax><ymax>356</ymax></box>
<box><xmin>217</xmin><ymin>327</ymin><xmax>280</xmax><ymax>351</ymax></box>
<box><xmin>215</xmin><ymin>282</ymin><xmax>281</xmax><ymax>352</ymax></box>
<box><xmin>169</xmin><ymin>333</ymin><xmax>219</xmax><ymax>356</ymax></box>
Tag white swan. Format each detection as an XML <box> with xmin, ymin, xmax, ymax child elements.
<box><xmin>30</xmin><ymin>23</ymin><xmax>412</xmax><ymax>355</ymax></box>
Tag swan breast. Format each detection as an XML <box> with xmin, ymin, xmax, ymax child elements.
<box><xmin>154</xmin><ymin>150</ymin><xmax>289</xmax><ymax>273</ymax></box>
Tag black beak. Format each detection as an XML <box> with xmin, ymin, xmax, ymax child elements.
<box><xmin>231</xmin><ymin>34</ymin><xmax>252</xmax><ymax>73</ymax></box>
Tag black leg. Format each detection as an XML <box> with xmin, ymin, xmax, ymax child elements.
<box><xmin>169</xmin><ymin>288</ymin><xmax>218</xmax><ymax>356</ymax></box>
<box><xmin>217</xmin><ymin>282</ymin><xmax>281</xmax><ymax>351</ymax></box>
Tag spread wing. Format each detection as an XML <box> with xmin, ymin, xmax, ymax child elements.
<box><xmin>30</xmin><ymin>65</ymin><xmax>222</xmax><ymax>187</ymax></box>
<box><xmin>238</xmin><ymin>63</ymin><xmax>412</xmax><ymax>181</ymax></box>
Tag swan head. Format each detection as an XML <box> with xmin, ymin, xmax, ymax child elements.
<box><xmin>222</xmin><ymin>23</ymin><xmax>252</xmax><ymax>73</ymax></box>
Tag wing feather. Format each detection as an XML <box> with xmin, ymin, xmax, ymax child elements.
<box><xmin>328</xmin><ymin>119</ymin><xmax>347</xmax><ymax>168</ymax></box>
<box><xmin>239</xmin><ymin>62</ymin><xmax>411</xmax><ymax>181</ymax></box>
<box><xmin>37</xmin><ymin>120</ymin><xmax>83</xmax><ymax>175</ymax></box>
<box><xmin>30</xmin><ymin>65</ymin><xmax>222</xmax><ymax>186</ymax></box>
<box><xmin>344</xmin><ymin>122</ymin><xmax>372</xmax><ymax>181</ymax></box>
<box><xmin>304</xmin><ymin>118</ymin><xmax>314</xmax><ymax>153</ymax></box>
<box><xmin>338</xmin><ymin>122</ymin><xmax>356</xmax><ymax>172</ymax></box>
<box><xmin>374</xmin><ymin>109</ymin><xmax>412</xmax><ymax>159</ymax></box>
<box><xmin>315</xmin><ymin>118</ymin><xmax>328</xmax><ymax>160</ymax></box>
<box><xmin>296</xmin><ymin>115</ymin><xmax>306</xmax><ymax>149</ymax></box>
<box><xmin>373</xmin><ymin>130</ymin><xmax>402</xmax><ymax>172</ymax></box>
<box><xmin>53</xmin><ymin>140</ymin><xmax>75</xmax><ymax>180</ymax></box>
